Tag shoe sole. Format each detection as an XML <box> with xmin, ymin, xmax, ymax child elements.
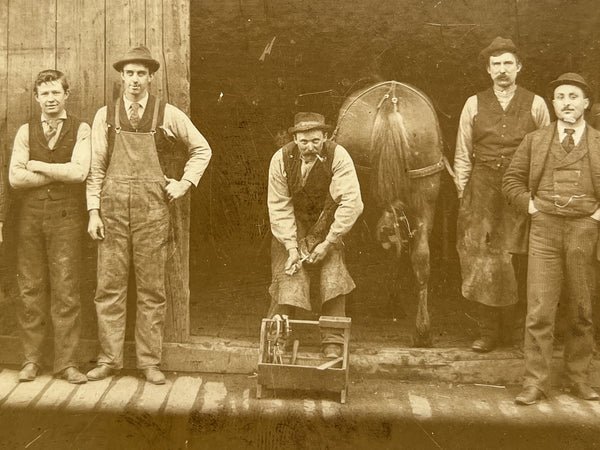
<box><xmin>515</xmin><ymin>398</ymin><xmax>538</xmax><ymax>406</ymax></box>
<box><xmin>18</xmin><ymin>377</ymin><xmax>35</xmax><ymax>382</ymax></box>
<box><xmin>87</xmin><ymin>371</ymin><xmax>118</xmax><ymax>381</ymax></box>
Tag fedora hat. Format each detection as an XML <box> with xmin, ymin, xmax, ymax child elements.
<box><xmin>547</xmin><ymin>72</ymin><xmax>592</xmax><ymax>101</ymax></box>
<box><xmin>288</xmin><ymin>112</ymin><xmax>333</xmax><ymax>135</ymax></box>
<box><xmin>480</xmin><ymin>36</ymin><xmax>518</xmax><ymax>60</ymax></box>
<box><xmin>113</xmin><ymin>46</ymin><xmax>160</xmax><ymax>73</ymax></box>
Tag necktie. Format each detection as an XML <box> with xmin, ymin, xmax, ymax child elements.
<box><xmin>562</xmin><ymin>128</ymin><xmax>575</xmax><ymax>153</ymax></box>
<box><xmin>130</xmin><ymin>102</ymin><xmax>141</xmax><ymax>129</ymax></box>
<box><xmin>44</xmin><ymin>118</ymin><xmax>60</xmax><ymax>141</ymax></box>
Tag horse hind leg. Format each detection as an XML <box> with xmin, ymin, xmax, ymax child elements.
<box><xmin>410</xmin><ymin>229</ymin><xmax>432</xmax><ymax>347</ymax></box>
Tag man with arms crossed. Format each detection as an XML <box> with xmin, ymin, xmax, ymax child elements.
<box><xmin>9</xmin><ymin>69</ymin><xmax>90</xmax><ymax>383</ymax></box>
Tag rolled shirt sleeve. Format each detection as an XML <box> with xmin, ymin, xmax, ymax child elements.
<box><xmin>162</xmin><ymin>104</ymin><xmax>212</xmax><ymax>186</ymax></box>
<box><xmin>454</xmin><ymin>93</ymin><xmax>550</xmax><ymax>198</ymax></box>
<box><xmin>267</xmin><ymin>144</ymin><xmax>364</xmax><ymax>250</ymax></box>
<box><xmin>86</xmin><ymin>106</ymin><xmax>109</xmax><ymax>211</ymax></box>
<box><xmin>453</xmin><ymin>95</ymin><xmax>477</xmax><ymax>197</ymax></box>
<box><xmin>268</xmin><ymin>149</ymin><xmax>298</xmax><ymax>250</ymax></box>
<box><xmin>326</xmin><ymin>145</ymin><xmax>364</xmax><ymax>244</ymax></box>
<box><xmin>9</xmin><ymin>124</ymin><xmax>53</xmax><ymax>189</ymax></box>
<box><xmin>532</xmin><ymin>94</ymin><xmax>551</xmax><ymax>128</ymax></box>
<box><xmin>25</xmin><ymin>122</ymin><xmax>91</xmax><ymax>183</ymax></box>
<box><xmin>86</xmin><ymin>102</ymin><xmax>212</xmax><ymax>211</ymax></box>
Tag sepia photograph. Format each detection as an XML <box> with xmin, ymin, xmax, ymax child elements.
<box><xmin>0</xmin><ymin>0</ymin><xmax>599</xmax><ymax>448</ymax></box>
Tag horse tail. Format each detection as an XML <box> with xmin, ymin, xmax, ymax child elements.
<box><xmin>370</xmin><ymin>97</ymin><xmax>411</xmax><ymax>208</ymax></box>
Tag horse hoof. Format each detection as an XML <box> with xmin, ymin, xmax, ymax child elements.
<box><xmin>412</xmin><ymin>333</ymin><xmax>433</xmax><ymax>348</ymax></box>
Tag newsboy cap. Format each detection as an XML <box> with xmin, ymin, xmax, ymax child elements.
<box><xmin>113</xmin><ymin>46</ymin><xmax>160</xmax><ymax>73</ymax></box>
<box><xmin>480</xmin><ymin>36</ymin><xmax>519</xmax><ymax>60</ymax></box>
<box><xmin>547</xmin><ymin>72</ymin><xmax>592</xmax><ymax>100</ymax></box>
<box><xmin>288</xmin><ymin>112</ymin><xmax>333</xmax><ymax>135</ymax></box>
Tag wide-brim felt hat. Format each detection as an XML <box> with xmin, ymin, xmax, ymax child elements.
<box><xmin>480</xmin><ymin>36</ymin><xmax>519</xmax><ymax>60</ymax></box>
<box><xmin>288</xmin><ymin>112</ymin><xmax>333</xmax><ymax>134</ymax></box>
<box><xmin>547</xmin><ymin>72</ymin><xmax>593</xmax><ymax>101</ymax></box>
<box><xmin>113</xmin><ymin>46</ymin><xmax>160</xmax><ymax>73</ymax></box>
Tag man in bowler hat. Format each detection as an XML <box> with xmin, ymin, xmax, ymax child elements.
<box><xmin>86</xmin><ymin>46</ymin><xmax>212</xmax><ymax>384</ymax></box>
<box><xmin>504</xmin><ymin>73</ymin><xmax>600</xmax><ymax>405</ymax></box>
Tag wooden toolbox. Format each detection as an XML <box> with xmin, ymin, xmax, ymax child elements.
<box><xmin>257</xmin><ymin>316</ymin><xmax>351</xmax><ymax>403</ymax></box>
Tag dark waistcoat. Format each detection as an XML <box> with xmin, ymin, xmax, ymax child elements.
<box><xmin>282</xmin><ymin>140</ymin><xmax>336</xmax><ymax>228</ymax></box>
<box><xmin>25</xmin><ymin>114</ymin><xmax>84</xmax><ymax>201</ymax></box>
<box><xmin>473</xmin><ymin>87</ymin><xmax>536</xmax><ymax>169</ymax></box>
<box><xmin>534</xmin><ymin>131</ymin><xmax>598</xmax><ymax>216</ymax></box>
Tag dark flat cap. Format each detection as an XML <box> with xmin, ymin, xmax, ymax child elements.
<box><xmin>113</xmin><ymin>46</ymin><xmax>160</xmax><ymax>73</ymax></box>
<box><xmin>480</xmin><ymin>37</ymin><xmax>518</xmax><ymax>60</ymax></box>
<box><xmin>547</xmin><ymin>72</ymin><xmax>592</xmax><ymax>100</ymax></box>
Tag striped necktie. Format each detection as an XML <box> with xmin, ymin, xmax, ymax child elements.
<box><xmin>130</xmin><ymin>102</ymin><xmax>141</xmax><ymax>129</ymax></box>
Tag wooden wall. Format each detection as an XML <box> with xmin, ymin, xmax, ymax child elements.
<box><xmin>0</xmin><ymin>0</ymin><xmax>191</xmax><ymax>342</ymax></box>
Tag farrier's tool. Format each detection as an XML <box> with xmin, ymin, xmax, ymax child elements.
<box><xmin>265</xmin><ymin>314</ymin><xmax>291</xmax><ymax>364</ymax></box>
<box><xmin>257</xmin><ymin>316</ymin><xmax>351</xmax><ymax>403</ymax></box>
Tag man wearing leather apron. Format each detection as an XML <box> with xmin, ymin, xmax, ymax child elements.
<box><xmin>267</xmin><ymin>112</ymin><xmax>363</xmax><ymax>358</ymax></box>
<box><xmin>454</xmin><ymin>37</ymin><xmax>550</xmax><ymax>353</ymax></box>
<box><xmin>86</xmin><ymin>47</ymin><xmax>212</xmax><ymax>384</ymax></box>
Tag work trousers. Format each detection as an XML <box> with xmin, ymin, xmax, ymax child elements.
<box><xmin>523</xmin><ymin>212</ymin><xmax>597</xmax><ymax>394</ymax></box>
<box><xmin>16</xmin><ymin>194</ymin><xmax>84</xmax><ymax>373</ymax></box>
<box><xmin>95</xmin><ymin>180</ymin><xmax>170</xmax><ymax>370</ymax></box>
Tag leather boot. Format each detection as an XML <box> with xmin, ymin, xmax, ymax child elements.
<box><xmin>472</xmin><ymin>303</ymin><xmax>500</xmax><ymax>353</ymax></box>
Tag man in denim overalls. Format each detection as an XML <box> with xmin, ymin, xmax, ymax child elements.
<box><xmin>86</xmin><ymin>47</ymin><xmax>212</xmax><ymax>384</ymax></box>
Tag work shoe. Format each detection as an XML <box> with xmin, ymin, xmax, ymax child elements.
<box><xmin>87</xmin><ymin>365</ymin><xmax>118</xmax><ymax>381</ymax></box>
<box><xmin>471</xmin><ymin>336</ymin><xmax>497</xmax><ymax>353</ymax></box>
<box><xmin>515</xmin><ymin>386</ymin><xmax>545</xmax><ymax>405</ymax></box>
<box><xmin>59</xmin><ymin>367</ymin><xmax>87</xmax><ymax>384</ymax></box>
<box><xmin>142</xmin><ymin>367</ymin><xmax>166</xmax><ymax>385</ymax></box>
<box><xmin>569</xmin><ymin>382</ymin><xmax>600</xmax><ymax>401</ymax></box>
<box><xmin>18</xmin><ymin>363</ymin><xmax>39</xmax><ymax>382</ymax></box>
<box><xmin>322</xmin><ymin>344</ymin><xmax>342</xmax><ymax>358</ymax></box>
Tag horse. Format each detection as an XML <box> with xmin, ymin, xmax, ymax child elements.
<box><xmin>333</xmin><ymin>80</ymin><xmax>445</xmax><ymax>347</ymax></box>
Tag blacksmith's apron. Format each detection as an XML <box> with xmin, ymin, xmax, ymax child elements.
<box><xmin>456</xmin><ymin>88</ymin><xmax>536</xmax><ymax>307</ymax></box>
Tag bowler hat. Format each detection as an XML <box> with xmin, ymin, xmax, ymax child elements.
<box><xmin>113</xmin><ymin>46</ymin><xmax>160</xmax><ymax>73</ymax></box>
<box><xmin>288</xmin><ymin>112</ymin><xmax>333</xmax><ymax>135</ymax></box>
<box><xmin>547</xmin><ymin>72</ymin><xmax>592</xmax><ymax>101</ymax></box>
<box><xmin>480</xmin><ymin>37</ymin><xmax>518</xmax><ymax>60</ymax></box>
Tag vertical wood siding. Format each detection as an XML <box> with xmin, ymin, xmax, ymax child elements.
<box><xmin>1</xmin><ymin>0</ymin><xmax>191</xmax><ymax>342</ymax></box>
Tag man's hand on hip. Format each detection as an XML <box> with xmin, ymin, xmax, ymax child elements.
<box><xmin>88</xmin><ymin>210</ymin><xmax>105</xmax><ymax>240</ymax></box>
<box><xmin>165</xmin><ymin>177</ymin><xmax>192</xmax><ymax>202</ymax></box>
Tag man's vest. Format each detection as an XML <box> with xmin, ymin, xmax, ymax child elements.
<box><xmin>473</xmin><ymin>87</ymin><xmax>537</xmax><ymax>169</ymax></box>
<box><xmin>106</xmin><ymin>95</ymin><xmax>177</xmax><ymax>176</ymax></box>
<box><xmin>534</xmin><ymin>130</ymin><xmax>598</xmax><ymax>216</ymax></box>
<box><xmin>25</xmin><ymin>114</ymin><xmax>84</xmax><ymax>201</ymax></box>
<box><xmin>282</xmin><ymin>140</ymin><xmax>337</xmax><ymax>246</ymax></box>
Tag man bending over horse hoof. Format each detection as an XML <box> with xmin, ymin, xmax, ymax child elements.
<box><xmin>267</xmin><ymin>112</ymin><xmax>363</xmax><ymax>358</ymax></box>
<box><xmin>454</xmin><ymin>37</ymin><xmax>550</xmax><ymax>353</ymax></box>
